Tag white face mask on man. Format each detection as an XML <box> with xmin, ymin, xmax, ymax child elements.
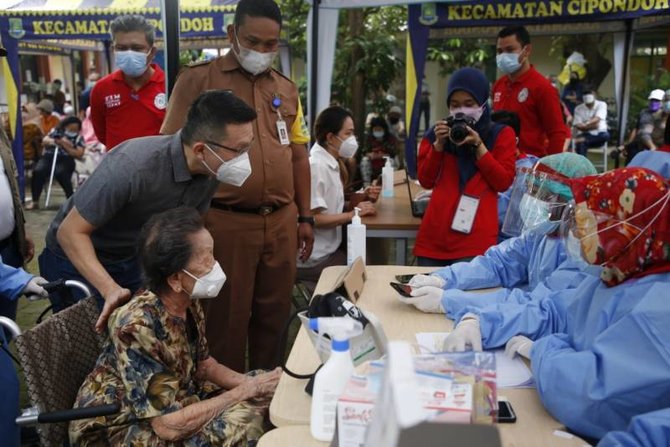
<box><xmin>202</xmin><ymin>144</ymin><xmax>252</xmax><ymax>187</ymax></box>
<box><xmin>233</xmin><ymin>32</ymin><xmax>277</xmax><ymax>75</ymax></box>
<box><xmin>182</xmin><ymin>262</ymin><xmax>227</xmax><ymax>299</ymax></box>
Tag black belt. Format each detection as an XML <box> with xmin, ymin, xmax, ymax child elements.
<box><xmin>210</xmin><ymin>201</ymin><xmax>282</xmax><ymax>216</ymax></box>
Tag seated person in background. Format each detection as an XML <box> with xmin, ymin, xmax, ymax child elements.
<box><xmin>28</xmin><ymin>116</ymin><xmax>85</xmax><ymax>209</ymax></box>
<box><xmin>597</xmin><ymin>408</ymin><xmax>670</xmax><ymax>447</ymax></box>
<box><xmin>362</xmin><ymin>116</ymin><xmax>398</xmax><ymax>184</ymax></box>
<box><xmin>21</xmin><ymin>103</ymin><xmax>43</xmax><ymax>167</ymax></box>
<box><xmin>413</xmin><ymin>67</ymin><xmax>516</xmax><ymax>267</ymax></box>
<box><xmin>36</xmin><ymin>99</ymin><xmax>60</xmax><ymax>136</ymax></box>
<box><xmin>572</xmin><ymin>89</ymin><xmax>609</xmax><ymax>157</ymax></box>
<box><xmin>69</xmin><ymin>208</ymin><xmax>281</xmax><ymax>446</ymax></box>
<box><xmin>386</xmin><ymin>106</ymin><xmax>406</xmax><ymax>168</ymax></box>
<box><xmin>443</xmin><ymin>167</ymin><xmax>670</xmax><ymax>441</ymax></box>
<box><xmin>620</xmin><ymin>89</ymin><xmax>666</xmax><ymax>164</ymax></box>
<box><xmin>297</xmin><ymin>106</ymin><xmax>379</xmax><ymax>295</ymax></box>
<box><xmin>490</xmin><ymin>110</ymin><xmax>539</xmax><ymax>241</ymax></box>
<box><xmin>401</xmin><ymin>152</ymin><xmax>596</xmax><ymax>314</ymax></box>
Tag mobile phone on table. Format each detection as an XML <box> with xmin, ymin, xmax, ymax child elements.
<box><xmin>389</xmin><ymin>282</ymin><xmax>413</xmax><ymax>298</ymax></box>
<box><xmin>497</xmin><ymin>400</ymin><xmax>517</xmax><ymax>423</ymax></box>
<box><xmin>395</xmin><ymin>274</ymin><xmax>415</xmax><ymax>284</ymax></box>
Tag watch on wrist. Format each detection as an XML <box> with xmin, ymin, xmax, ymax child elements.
<box><xmin>298</xmin><ymin>215</ymin><xmax>315</xmax><ymax>226</ymax></box>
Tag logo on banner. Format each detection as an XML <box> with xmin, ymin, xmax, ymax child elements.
<box><xmin>154</xmin><ymin>93</ymin><xmax>166</xmax><ymax>110</ymax></box>
<box><xmin>419</xmin><ymin>3</ymin><xmax>439</xmax><ymax>25</ymax></box>
<box><xmin>9</xmin><ymin>18</ymin><xmax>26</xmax><ymax>39</ymax></box>
<box><xmin>517</xmin><ymin>88</ymin><xmax>529</xmax><ymax>103</ymax></box>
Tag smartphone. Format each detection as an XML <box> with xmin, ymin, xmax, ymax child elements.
<box><xmin>389</xmin><ymin>282</ymin><xmax>413</xmax><ymax>298</ymax></box>
<box><xmin>497</xmin><ymin>400</ymin><xmax>517</xmax><ymax>423</ymax></box>
<box><xmin>395</xmin><ymin>274</ymin><xmax>415</xmax><ymax>284</ymax></box>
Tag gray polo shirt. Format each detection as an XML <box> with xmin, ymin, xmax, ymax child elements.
<box><xmin>46</xmin><ymin>131</ymin><xmax>218</xmax><ymax>263</ymax></box>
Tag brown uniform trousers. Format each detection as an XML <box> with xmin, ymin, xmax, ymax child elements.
<box><xmin>161</xmin><ymin>52</ymin><xmax>307</xmax><ymax>372</ymax></box>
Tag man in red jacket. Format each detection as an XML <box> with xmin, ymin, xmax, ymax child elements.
<box><xmin>492</xmin><ymin>26</ymin><xmax>569</xmax><ymax>157</ymax></box>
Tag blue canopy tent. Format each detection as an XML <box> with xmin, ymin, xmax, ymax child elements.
<box><xmin>0</xmin><ymin>0</ymin><xmax>238</xmax><ymax>197</ymax></box>
<box><xmin>307</xmin><ymin>0</ymin><xmax>670</xmax><ymax>178</ymax></box>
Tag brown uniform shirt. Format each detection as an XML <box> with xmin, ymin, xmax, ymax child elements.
<box><xmin>161</xmin><ymin>52</ymin><xmax>309</xmax><ymax>208</ymax></box>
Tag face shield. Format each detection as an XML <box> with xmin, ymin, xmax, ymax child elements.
<box><xmin>501</xmin><ymin>165</ymin><xmax>571</xmax><ymax>237</ymax></box>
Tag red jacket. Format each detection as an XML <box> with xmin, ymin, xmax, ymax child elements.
<box><xmin>492</xmin><ymin>66</ymin><xmax>569</xmax><ymax>157</ymax></box>
<box><xmin>413</xmin><ymin>126</ymin><xmax>517</xmax><ymax>261</ymax></box>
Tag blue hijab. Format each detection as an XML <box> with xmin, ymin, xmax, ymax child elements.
<box><xmin>425</xmin><ymin>67</ymin><xmax>501</xmax><ymax>190</ymax></box>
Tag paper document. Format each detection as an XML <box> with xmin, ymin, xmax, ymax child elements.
<box><xmin>415</xmin><ymin>332</ymin><xmax>535</xmax><ymax>388</ymax></box>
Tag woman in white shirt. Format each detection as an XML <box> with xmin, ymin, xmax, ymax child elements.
<box><xmin>297</xmin><ymin>106</ymin><xmax>379</xmax><ymax>295</ymax></box>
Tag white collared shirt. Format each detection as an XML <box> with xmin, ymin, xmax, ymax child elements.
<box><xmin>574</xmin><ymin>100</ymin><xmax>608</xmax><ymax>135</ymax></box>
<box><xmin>299</xmin><ymin>143</ymin><xmax>345</xmax><ymax>268</ymax></box>
<box><xmin>0</xmin><ymin>156</ymin><xmax>16</xmax><ymax>241</ymax></box>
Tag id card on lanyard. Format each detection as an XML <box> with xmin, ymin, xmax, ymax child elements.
<box><xmin>451</xmin><ymin>194</ymin><xmax>480</xmax><ymax>234</ymax></box>
<box><xmin>272</xmin><ymin>94</ymin><xmax>290</xmax><ymax>146</ymax></box>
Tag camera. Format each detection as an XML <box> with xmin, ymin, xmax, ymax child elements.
<box><xmin>445</xmin><ymin>112</ymin><xmax>476</xmax><ymax>144</ymax></box>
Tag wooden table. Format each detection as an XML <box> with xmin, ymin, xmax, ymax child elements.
<box><xmin>267</xmin><ymin>266</ymin><xmax>588</xmax><ymax>447</ymax></box>
<box><xmin>361</xmin><ymin>179</ymin><xmax>422</xmax><ymax>265</ymax></box>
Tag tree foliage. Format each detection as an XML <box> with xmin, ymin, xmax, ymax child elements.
<box><xmin>427</xmin><ymin>38</ymin><xmax>493</xmax><ymax>76</ymax></box>
<box><xmin>278</xmin><ymin>0</ymin><xmax>310</xmax><ymax>60</ymax></box>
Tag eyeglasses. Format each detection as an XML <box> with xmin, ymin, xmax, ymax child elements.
<box><xmin>206</xmin><ymin>140</ymin><xmax>252</xmax><ymax>157</ymax></box>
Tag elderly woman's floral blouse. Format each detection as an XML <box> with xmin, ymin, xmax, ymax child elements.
<box><xmin>69</xmin><ymin>291</ymin><xmax>265</xmax><ymax>446</ymax></box>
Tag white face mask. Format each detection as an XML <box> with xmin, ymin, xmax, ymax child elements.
<box><xmin>583</xmin><ymin>94</ymin><xmax>595</xmax><ymax>105</ymax></box>
<box><xmin>183</xmin><ymin>262</ymin><xmax>227</xmax><ymax>299</ymax></box>
<box><xmin>337</xmin><ymin>135</ymin><xmax>358</xmax><ymax>158</ymax></box>
<box><xmin>449</xmin><ymin>105</ymin><xmax>485</xmax><ymax>123</ymax></box>
<box><xmin>372</xmin><ymin>130</ymin><xmax>384</xmax><ymax>139</ymax></box>
<box><xmin>202</xmin><ymin>145</ymin><xmax>252</xmax><ymax>187</ymax></box>
<box><xmin>233</xmin><ymin>32</ymin><xmax>277</xmax><ymax>76</ymax></box>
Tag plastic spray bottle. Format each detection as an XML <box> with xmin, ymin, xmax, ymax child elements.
<box><xmin>309</xmin><ymin>317</ymin><xmax>364</xmax><ymax>442</ymax></box>
<box><xmin>382</xmin><ymin>156</ymin><xmax>394</xmax><ymax>198</ymax></box>
<box><xmin>347</xmin><ymin>207</ymin><xmax>366</xmax><ymax>266</ymax></box>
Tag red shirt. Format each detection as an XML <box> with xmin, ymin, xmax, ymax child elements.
<box><xmin>413</xmin><ymin>126</ymin><xmax>517</xmax><ymax>261</ymax></box>
<box><xmin>90</xmin><ymin>64</ymin><xmax>166</xmax><ymax>150</ymax></box>
<box><xmin>492</xmin><ymin>66</ymin><xmax>569</xmax><ymax>157</ymax></box>
<box><xmin>659</xmin><ymin>144</ymin><xmax>670</xmax><ymax>153</ymax></box>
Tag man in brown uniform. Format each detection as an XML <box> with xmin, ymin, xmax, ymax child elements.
<box><xmin>161</xmin><ymin>0</ymin><xmax>313</xmax><ymax>372</ymax></box>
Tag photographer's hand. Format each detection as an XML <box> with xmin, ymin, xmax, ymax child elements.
<box><xmin>460</xmin><ymin>126</ymin><xmax>487</xmax><ymax>160</ymax></box>
<box><xmin>433</xmin><ymin>120</ymin><xmax>450</xmax><ymax>153</ymax></box>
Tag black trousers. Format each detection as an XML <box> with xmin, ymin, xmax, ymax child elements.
<box><xmin>31</xmin><ymin>152</ymin><xmax>76</xmax><ymax>202</ymax></box>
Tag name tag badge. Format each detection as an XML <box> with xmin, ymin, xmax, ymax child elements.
<box><xmin>451</xmin><ymin>194</ymin><xmax>480</xmax><ymax>234</ymax></box>
<box><xmin>276</xmin><ymin>118</ymin><xmax>290</xmax><ymax>146</ymax></box>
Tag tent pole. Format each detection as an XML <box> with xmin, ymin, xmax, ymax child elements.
<box><xmin>162</xmin><ymin>0</ymin><xmax>181</xmax><ymax>97</ymax></box>
<box><xmin>309</xmin><ymin>0</ymin><xmax>320</xmax><ymax>145</ymax></box>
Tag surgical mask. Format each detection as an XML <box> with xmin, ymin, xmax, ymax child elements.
<box><xmin>449</xmin><ymin>105</ymin><xmax>484</xmax><ymax>123</ymax></box>
<box><xmin>182</xmin><ymin>262</ymin><xmax>226</xmax><ymax>299</ymax></box>
<box><xmin>233</xmin><ymin>32</ymin><xmax>277</xmax><ymax>76</ymax></box>
<box><xmin>649</xmin><ymin>101</ymin><xmax>661</xmax><ymax>113</ymax></box>
<box><xmin>496</xmin><ymin>51</ymin><xmax>522</xmax><ymax>74</ymax></box>
<box><xmin>115</xmin><ymin>50</ymin><xmax>149</xmax><ymax>77</ymax></box>
<box><xmin>337</xmin><ymin>135</ymin><xmax>359</xmax><ymax>158</ymax></box>
<box><xmin>519</xmin><ymin>193</ymin><xmax>558</xmax><ymax>234</ymax></box>
<box><xmin>203</xmin><ymin>145</ymin><xmax>252</xmax><ymax>187</ymax></box>
<box><xmin>583</xmin><ymin>94</ymin><xmax>595</xmax><ymax>105</ymax></box>
<box><xmin>64</xmin><ymin>130</ymin><xmax>78</xmax><ymax>138</ymax></box>
<box><xmin>373</xmin><ymin>130</ymin><xmax>384</xmax><ymax>139</ymax></box>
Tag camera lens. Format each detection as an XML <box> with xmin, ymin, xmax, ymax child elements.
<box><xmin>450</xmin><ymin>123</ymin><xmax>468</xmax><ymax>144</ymax></box>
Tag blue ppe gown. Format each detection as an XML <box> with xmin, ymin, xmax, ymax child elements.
<box><xmin>0</xmin><ymin>257</ymin><xmax>32</xmax><ymax>447</ymax></box>
<box><xmin>457</xmin><ymin>271</ymin><xmax>670</xmax><ymax>440</ymax></box>
<box><xmin>597</xmin><ymin>408</ymin><xmax>670</xmax><ymax>447</ymax></box>
<box><xmin>629</xmin><ymin>151</ymin><xmax>670</xmax><ymax>179</ymax></box>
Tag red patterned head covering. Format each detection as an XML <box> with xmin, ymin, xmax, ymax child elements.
<box><xmin>568</xmin><ymin>167</ymin><xmax>670</xmax><ymax>286</ymax></box>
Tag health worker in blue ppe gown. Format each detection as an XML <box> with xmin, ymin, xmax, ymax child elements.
<box><xmin>400</xmin><ymin>152</ymin><xmax>596</xmax><ymax>316</ymax></box>
<box><xmin>596</xmin><ymin>408</ymin><xmax>670</xmax><ymax>447</ymax></box>
<box><xmin>443</xmin><ymin>167</ymin><xmax>670</xmax><ymax>440</ymax></box>
<box><xmin>628</xmin><ymin>150</ymin><xmax>670</xmax><ymax>179</ymax></box>
<box><xmin>0</xmin><ymin>258</ymin><xmax>48</xmax><ymax>446</ymax></box>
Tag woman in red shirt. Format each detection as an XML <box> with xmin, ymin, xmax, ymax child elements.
<box><xmin>414</xmin><ymin>67</ymin><xmax>516</xmax><ymax>266</ymax></box>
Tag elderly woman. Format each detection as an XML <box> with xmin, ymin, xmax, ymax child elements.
<box><xmin>69</xmin><ymin>207</ymin><xmax>281</xmax><ymax>445</ymax></box>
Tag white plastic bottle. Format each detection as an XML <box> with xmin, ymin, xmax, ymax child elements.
<box><xmin>309</xmin><ymin>317</ymin><xmax>363</xmax><ymax>442</ymax></box>
<box><xmin>347</xmin><ymin>207</ymin><xmax>366</xmax><ymax>266</ymax></box>
<box><xmin>382</xmin><ymin>156</ymin><xmax>394</xmax><ymax>198</ymax></box>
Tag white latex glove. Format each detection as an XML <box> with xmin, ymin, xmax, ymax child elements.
<box><xmin>22</xmin><ymin>276</ymin><xmax>48</xmax><ymax>300</ymax></box>
<box><xmin>397</xmin><ymin>285</ymin><xmax>445</xmax><ymax>314</ymax></box>
<box><xmin>443</xmin><ymin>316</ymin><xmax>482</xmax><ymax>352</ymax></box>
<box><xmin>504</xmin><ymin>335</ymin><xmax>534</xmax><ymax>360</ymax></box>
<box><xmin>408</xmin><ymin>274</ymin><xmax>446</xmax><ymax>289</ymax></box>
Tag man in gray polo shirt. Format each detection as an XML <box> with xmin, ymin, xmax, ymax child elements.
<box><xmin>39</xmin><ymin>89</ymin><xmax>256</xmax><ymax>332</ymax></box>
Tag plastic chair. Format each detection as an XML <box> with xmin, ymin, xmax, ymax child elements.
<box><xmin>13</xmin><ymin>293</ymin><xmax>114</xmax><ymax>446</ymax></box>
<box><xmin>587</xmin><ymin>142</ymin><xmax>609</xmax><ymax>172</ymax></box>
